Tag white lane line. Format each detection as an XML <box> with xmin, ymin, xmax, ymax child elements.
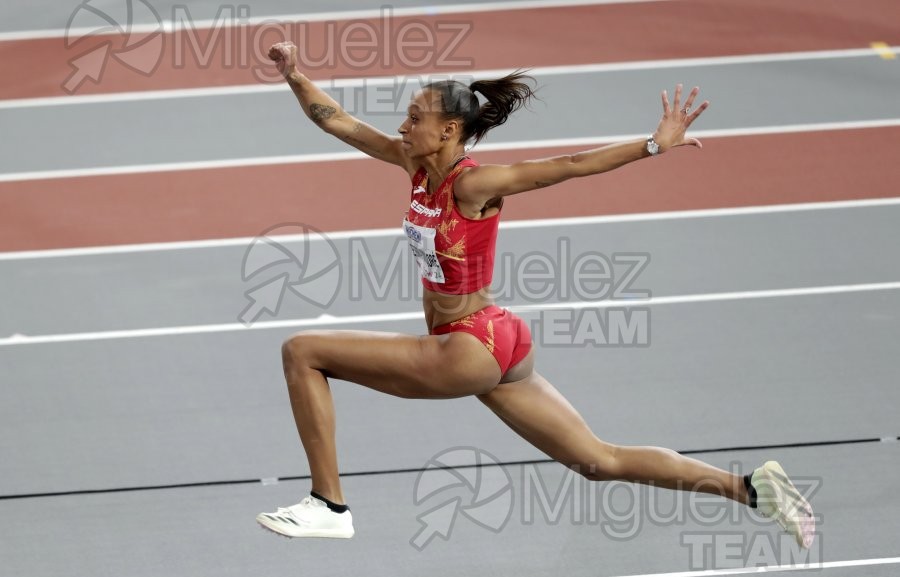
<box><xmin>510</xmin><ymin>281</ymin><xmax>900</xmax><ymax>312</ymax></box>
<box><xmin>0</xmin><ymin>311</ymin><xmax>421</xmax><ymax>347</ymax></box>
<box><xmin>612</xmin><ymin>556</ymin><xmax>900</xmax><ymax>577</ymax></box>
<box><xmin>1</xmin><ymin>47</ymin><xmax>896</xmax><ymax>110</ymax></box>
<box><xmin>1</xmin><ymin>281</ymin><xmax>898</xmax><ymax>347</ymax></box>
<box><xmin>0</xmin><ymin>0</ymin><xmax>669</xmax><ymax>42</ymax></box>
<box><xmin>1</xmin><ymin>118</ymin><xmax>899</xmax><ymax>184</ymax></box>
<box><xmin>2</xmin><ymin>196</ymin><xmax>899</xmax><ymax>262</ymax></box>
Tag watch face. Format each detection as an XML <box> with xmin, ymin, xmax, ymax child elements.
<box><xmin>647</xmin><ymin>139</ymin><xmax>659</xmax><ymax>155</ymax></box>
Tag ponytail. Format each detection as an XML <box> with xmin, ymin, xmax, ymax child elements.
<box><xmin>424</xmin><ymin>70</ymin><xmax>537</xmax><ymax>146</ymax></box>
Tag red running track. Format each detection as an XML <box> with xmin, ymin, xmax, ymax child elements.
<box><xmin>2</xmin><ymin>127</ymin><xmax>898</xmax><ymax>252</ymax></box>
<box><xmin>1</xmin><ymin>0</ymin><xmax>898</xmax><ymax>100</ymax></box>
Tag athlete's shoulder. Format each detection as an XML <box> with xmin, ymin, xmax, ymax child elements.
<box><xmin>452</xmin><ymin>157</ymin><xmax>480</xmax><ymax>185</ymax></box>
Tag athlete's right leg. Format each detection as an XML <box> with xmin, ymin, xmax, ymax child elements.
<box><xmin>280</xmin><ymin>329</ymin><xmax>502</xmax><ymax>504</ymax></box>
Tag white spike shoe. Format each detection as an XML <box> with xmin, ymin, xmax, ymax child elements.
<box><xmin>751</xmin><ymin>461</ymin><xmax>815</xmax><ymax>548</ymax></box>
<box><xmin>257</xmin><ymin>495</ymin><xmax>354</xmax><ymax>539</ymax></box>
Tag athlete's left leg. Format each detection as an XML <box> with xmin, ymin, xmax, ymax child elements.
<box><xmin>478</xmin><ymin>362</ymin><xmax>749</xmax><ymax>503</ymax></box>
<box><xmin>478</xmin><ymin>362</ymin><xmax>815</xmax><ymax>547</ymax></box>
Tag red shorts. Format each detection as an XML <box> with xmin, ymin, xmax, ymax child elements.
<box><xmin>431</xmin><ymin>305</ymin><xmax>533</xmax><ymax>374</ymax></box>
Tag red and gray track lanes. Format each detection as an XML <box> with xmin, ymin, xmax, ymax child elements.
<box><xmin>2</xmin><ymin>56</ymin><xmax>900</xmax><ymax>176</ymax></box>
<box><xmin>1</xmin><ymin>0</ymin><xmax>899</xmax><ymax>576</ymax></box>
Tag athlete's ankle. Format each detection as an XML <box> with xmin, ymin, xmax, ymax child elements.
<box><xmin>743</xmin><ymin>473</ymin><xmax>758</xmax><ymax>508</ymax></box>
<box><xmin>310</xmin><ymin>490</ymin><xmax>350</xmax><ymax>513</ymax></box>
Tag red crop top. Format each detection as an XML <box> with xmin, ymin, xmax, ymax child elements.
<box><xmin>402</xmin><ymin>157</ymin><xmax>500</xmax><ymax>294</ymax></box>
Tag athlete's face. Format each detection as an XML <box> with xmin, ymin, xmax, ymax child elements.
<box><xmin>398</xmin><ymin>89</ymin><xmax>456</xmax><ymax>156</ymax></box>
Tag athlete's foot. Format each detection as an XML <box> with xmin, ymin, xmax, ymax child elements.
<box><xmin>257</xmin><ymin>495</ymin><xmax>354</xmax><ymax>538</ymax></box>
<box><xmin>750</xmin><ymin>461</ymin><xmax>815</xmax><ymax>548</ymax></box>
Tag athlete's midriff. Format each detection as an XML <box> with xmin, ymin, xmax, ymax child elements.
<box><xmin>423</xmin><ymin>285</ymin><xmax>494</xmax><ymax>332</ymax></box>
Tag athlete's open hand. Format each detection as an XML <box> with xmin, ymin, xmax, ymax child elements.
<box><xmin>652</xmin><ymin>84</ymin><xmax>709</xmax><ymax>152</ymax></box>
<box><xmin>268</xmin><ymin>41</ymin><xmax>299</xmax><ymax>79</ymax></box>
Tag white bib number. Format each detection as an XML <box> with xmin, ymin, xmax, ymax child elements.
<box><xmin>403</xmin><ymin>220</ymin><xmax>445</xmax><ymax>284</ymax></box>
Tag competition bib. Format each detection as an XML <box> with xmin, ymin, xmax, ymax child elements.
<box><xmin>403</xmin><ymin>220</ymin><xmax>445</xmax><ymax>284</ymax></box>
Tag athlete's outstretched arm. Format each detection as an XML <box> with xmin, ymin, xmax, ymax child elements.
<box><xmin>268</xmin><ymin>42</ymin><xmax>408</xmax><ymax>169</ymax></box>
<box><xmin>455</xmin><ymin>84</ymin><xmax>709</xmax><ymax>204</ymax></box>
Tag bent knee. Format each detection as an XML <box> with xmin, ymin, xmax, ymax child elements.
<box><xmin>576</xmin><ymin>443</ymin><xmax>623</xmax><ymax>482</ymax></box>
<box><xmin>281</xmin><ymin>330</ymin><xmax>329</xmax><ymax>367</ymax></box>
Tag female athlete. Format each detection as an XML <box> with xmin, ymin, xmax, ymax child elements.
<box><xmin>258</xmin><ymin>41</ymin><xmax>815</xmax><ymax>549</ymax></box>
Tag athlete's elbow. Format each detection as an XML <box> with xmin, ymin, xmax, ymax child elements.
<box><xmin>313</xmin><ymin>118</ymin><xmax>341</xmax><ymax>137</ymax></box>
<box><xmin>322</xmin><ymin>115</ymin><xmax>357</xmax><ymax>140</ymax></box>
<box><xmin>566</xmin><ymin>154</ymin><xmax>595</xmax><ymax>179</ymax></box>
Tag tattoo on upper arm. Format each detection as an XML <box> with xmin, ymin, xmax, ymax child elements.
<box><xmin>309</xmin><ymin>103</ymin><xmax>337</xmax><ymax>123</ymax></box>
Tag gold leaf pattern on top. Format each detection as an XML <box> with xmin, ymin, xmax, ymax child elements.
<box><xmin>435</xmin><ymin>250</ymin><xmax>465</xmax><ymax>262</ymax></box>
<box><xmin>437</xmin><ymin>218</ymin><xmax>458</xmax><ymax>240</ymax></box>
<box><xmin>442</xmin><ymin>237</ymin><xmax>466</xmax><ymax>260</ymax></box>
<box><xmin>444</xmin><ymin>164</ymin><xmax>465</xmax><ymax>214</ymax></box>
<box><xmin>445</xmin><ymin>188</ymin><xmax>455</xmax><ymax>215</ymax></box>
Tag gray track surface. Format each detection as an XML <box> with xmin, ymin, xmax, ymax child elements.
<box><xmin>3</xmin><ymin>290</ymin><xmax>900</xmax><ymax>496</ymax></box>
<box><xmin>1</xmin><ymin>444</ymin><xmax>898</xmax><ymax>577</ymax></box>
<box><xmin>2</xmin><ymin>1</ymin><xmax>900</xmax><ymax>576</ymax></box>
<box><xmin>3</xmin><ymin>205</ymin><xmax>900</xmax><ymax>335</ymax></box>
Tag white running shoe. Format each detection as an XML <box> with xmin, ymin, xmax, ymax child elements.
<box><xmin>257</xmin><ymin>495</ymin><xmax>354</xmax><ymax>539</ymax></box>
<box><xmin>750</xmin><ymin>461</ymin><xmax>815</xmax><ymax>548</ymax></box>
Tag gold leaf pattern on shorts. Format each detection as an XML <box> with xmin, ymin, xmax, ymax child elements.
<box><xmin>450</xmin><ymin>315</ymin><xmax>475</xmax><ymax>329</ymax></box>
<box><xmin>484</xmin><ymin>320</ymin><xmax>495</xmax><ymax>354</ymax></box>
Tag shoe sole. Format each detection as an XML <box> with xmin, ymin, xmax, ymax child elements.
<box><xmin>256</xmin><ymin>516</ymin><xmax>354</xmax><ymax>539</ymax></box>
<box><xmin>754</xmin><ymin>461</ymin><xmax>815</xmax><ymax>549</ymax></box>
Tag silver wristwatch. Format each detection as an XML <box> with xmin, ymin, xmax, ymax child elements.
<box><xmin>646</xmin><ymin>136</ymin><xmax>660</xmax><ymax>156</ymax></box>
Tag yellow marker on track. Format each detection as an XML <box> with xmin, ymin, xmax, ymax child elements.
<box><xmin>870</xmin><ymin>42</ymin><xmax>896</xmax><ymax>60</ymax></box>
